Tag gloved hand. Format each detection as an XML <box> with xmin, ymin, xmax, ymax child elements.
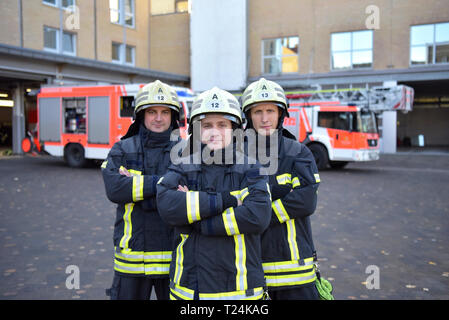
<box><xmin>270</xmin><ymin>183</ymin><xmax>292</xmax><ymax>201</ymax></box>
<box><xmin>221</xmin><ymin>191</ymin><xmax>238</xmax><ymax>209</ymax></box>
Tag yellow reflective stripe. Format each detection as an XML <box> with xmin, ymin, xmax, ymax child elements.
<box><xmin>292</xmin><ymin>177</ymin><xmax>300</xmax><ymax>188</ymax></box>
<box><xmin>286</xmin><ymin>219</ymin><xmax>300</xmax><ymax>261</ymax></box>
<box><xmin>234</xmin><ymin>234</ymin><xmax>247</xmax><ymax>291</ymax></box>
<box><xmin>276</xmin><ymin>173</ymin><xmax>292</xmax><ymax>185</ymax></box>
<box><xmin>170</xmin><ymin>283</ymin><xmax>194</xmax><ymax>300</ymax></box>
<box><xmin>101</xmin><ymin>160</ymin><xmax>107</xmax><ymax>168</ymax></box>
<box><xmin>114</xmin><ymin>259</ymin><xmax>144</xmax><ymax>274</ymax></box>
<box><xmin>119</xmin><ymin>203</ymin><xmax>134</xmax><ymax>248</ymax></box>
<box><xmin>240</xmin><ymin>188</ymin><xmax>249</xmax><ymax>201</ymax></box>
<box><xmin>199</xmin><ymin>287</ymin><xmax>263</xmax><ymax>300</ymax></box>
<box><xmin>262</xmin><ymin>258</ymin><xmax>314</xmax><ymax>273</ymax></box>
<box><xmin>314</xmin><ymin>173</ymin><xmax>321</xmax><ymax>183</ymax></box>
<box><xmin>230</xmin><ymin>188</ymin><xmax>249</xmax><ymax>203</ymax></box>
<box><xmin>222</xmin><ymin>207</ymin><xmax>240</xmax><ymax>236</ymax></box>
<box><xmin>114</xmin><ymin>259</ymin><xmax>170</xmax><ymax>275</ymax></box>
<box><xmin>132</xmin><ymin>175</ymin><xmax>144</xmax><ymax>202</ymax></box>
<box><xmin>186</xmin><ymin>191</ymin><xmax>200</xmax><ymax>224</ymax></box>
<box><xmin>265</xmin><ymin>270</ymin><xmax>317</xmax><ymax>287</ymax></box>
<box><xmin>114</xmin><ymin>248</ymin><xmax>172</xmax><ymax>262</ymax></box>
<box><xmin>272</xmin><ymin>199</ymin><xmax>290</xmax><ymax>223</ymax></box>
<box><xmin>173</xmin><ymin>234</ymin><xmax>189</xmax><ymax>285</ymax></box>
<box><xmin>119</xmin><ymin>166</ymin><xmax>142</xmax><ymax>176</ymax></box>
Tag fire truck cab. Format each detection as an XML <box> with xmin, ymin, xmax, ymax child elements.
<box><xmin>284</xmin><ymin>102</ymin><xmax>379</xmax><ymax>169</ymax></box>
<box><xmin>31</xmin><ymin>84</ymin><xmax>193</xmax><ymax>167</ymax></box>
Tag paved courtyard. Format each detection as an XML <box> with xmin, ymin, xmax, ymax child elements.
<box><xmin>0</xmin><ymin>153</ymin><xmax>448</xmax><ymax>299</ymax></box>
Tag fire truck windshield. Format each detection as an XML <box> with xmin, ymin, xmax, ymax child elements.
<box><xmin>358</xmin><ymin>110</ymin><xmax>377</xmax><ymax>133</ymax></box>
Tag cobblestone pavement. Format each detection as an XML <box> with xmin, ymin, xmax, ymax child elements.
<box><xmin>0</xmin><ymin>153</ymin><xmax>448</xmax><ymax>300</ymax></box>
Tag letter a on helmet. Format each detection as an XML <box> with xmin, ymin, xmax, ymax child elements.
<box><xmin>241</xmin><ymin>78</ymin><xmax>288</xmax><ymax>115</ymax></box>
<box><xmin>134</xmin><ymin>80</ymin><xmax>181</xmax><ymax>117</ymax></box>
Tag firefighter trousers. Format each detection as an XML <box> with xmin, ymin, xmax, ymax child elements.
<box><xmin>269</xmin><ymin>283</ymin><xmax>320</xmax><ymax>300</ymax></box>
<box><xmin>106</xmin><ymin>272</ymin><xmax>170</xmax><ymax>300</ymax></box>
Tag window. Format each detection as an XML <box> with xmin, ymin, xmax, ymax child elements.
<box><xmin>120</xmin><ymin>96</ymin><xmax>135</xmax><ymax>117</ymax></box>
<box><xmin>44</xmin><ymin>27</ymin><xmax>58</xmax><ymax>51</ymax></box>
<box><xmin>43</xmin><ymin>0</ymin><xmax>57</xmax><ymax>6</ymax></box>
<box><xmin>410</xmin><ymin>22</ymin><xmax>449</xmax><ymax>65</ymax></box>
<box><xmin>262</xmin><ymin>36</ymin><xmax>299</xmax><ymax>74</ymax></box>
<box><xmin>331</xmin><ymin>30</ymin><xmax>373</xmax><ymax>70</ymax></box>
<box><xmin>112</xmin><ymin>42</ymin><xmax>135</xmax><ymax>66</ymax></box>
<box><xmin>151</xmin><ymin>0</ymin><xmax>189</xmax><ymax>15</ymax></box>
<box><xmin>318</xmin><ymin>112</ymin><xmax>352</xmax><ymax>131</ymax></box>
<box><xmin>44</xmin><ymin>26</ymin><xmax>76</xmax><ymax>55</ymax></box>
<box><xmin>110</xmin><ymin>0</ymin><xmax>135</xmax><ymax>27</ymax></box>
<box><xmin>63</xmin><ymin>98</ymin><xmax>86</xmax><ymax>134</ymax></box>
<box><xmin>43</xmin><ymin>0</ymin><xmax>75</xmax><ymax>9</ymax></box>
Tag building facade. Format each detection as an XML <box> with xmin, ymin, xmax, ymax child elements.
<box><xmin>0</xmin><ymin>0</ymin><xmax>189</xmax><ymax>153</ymax></box>
<box><xmin>1</xmin><ymin>0</ymin><xmax>448</xmax><ymax>154</ymax></box>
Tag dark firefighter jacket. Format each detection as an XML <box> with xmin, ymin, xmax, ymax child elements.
<box><xmin>253</xmin><ymin>129</ymin><xmax>321</xmax><ymax>291</ymax></box>
<box><xmin>156</xmin><ymin>145</ymin><xmax>272</xmax><ymax>300</ymax></box>
<box><xmin>101</xmin><ymin>123</ymin><xmax>178</xmax><ymax>278</ymax></box>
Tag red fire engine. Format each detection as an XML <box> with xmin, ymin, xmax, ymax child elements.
<box><xmin>22</xmin><ymin>83</ymin><xmax>194</xmax><ymax>167</ymax></box>
<box><xmin>283</xmin><ymin>85</ymin><xmax>414</xmax><ymax>169</ymax></box>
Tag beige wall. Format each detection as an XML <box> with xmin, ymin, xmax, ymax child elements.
<box><xmin>149</xmin><ymin>12</ymin><xmax>190</xmax><ymax>76</ymax></box>
<box><xmin>0</xmin><ymin>0</ymin><xmax>20</xmax><ymax>47</ymax></box>
<box><xmin>248</xmin><ymin>0</ymin><xmax>449</xmax><ymax>78</ymax></box>
<box><xmin>0</xmin><ymin>0</ymin><xmax>151</xmax><ymax>69</ymax></box>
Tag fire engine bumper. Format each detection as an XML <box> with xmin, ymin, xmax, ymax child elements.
<box><xmin>353</xmin><ymin>149</ymin><xmax>379</xmax><ymax>161</ymax></box>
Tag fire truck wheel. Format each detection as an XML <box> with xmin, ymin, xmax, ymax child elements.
<box><xmin>64</xmin><ymin>143</ymin><xmax>87</xmax><ymax>168</ymax></box>
<box><xmin>329</xmin><ymin>161</ymin><xmax>349</xmax><ymax>169</ymax></box>
<box><xmin>308</xmin><ymin>143</ymin><xmax>329</xmax><ymax>170</ymax></box>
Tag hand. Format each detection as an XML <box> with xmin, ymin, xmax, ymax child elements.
<box><xmin>236</xmin><ymin>197</ymin><xmax>242</xmax><ymax>206</ymax></box>
<box><xmin>178</xmin><ymin>185</ymin><xmax>189</xmax><ymax>192</ymax></box>
<box><xmin>119</xmin><ymin>167</ymin><xmax>131</xmax><ymax>177</ymax></box>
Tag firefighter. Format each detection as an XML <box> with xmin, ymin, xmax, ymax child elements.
<box><xmin>156</xmin><ymin>87</ymin><xmax>272</xmax><ymax>300</ymax></box>
<box><xmin>101</xmin><ymin>80</ymin><xmax>181</xmax><ymax>300</ymax></box>
<box><xmin>241</xmin><ymin>78</ymin><xmax>321</xmax><ymax>300</ymax></box>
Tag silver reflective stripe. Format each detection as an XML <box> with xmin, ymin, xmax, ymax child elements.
<box><xmin>145</xmin><ymin>264</ymin><xmax>170</xmax><ymax>274</ymax></box>
<box><xmin>272</xmin><ymin>199</ymin><xmax>289</xmax><ymax>223</ymax></box>
<box><xmin>119</xmin><ymin>203</ymin><xmax>134</xmax><ymax>248</ymax></box>
<box><xmin>262</xmin><ymin>259</ymin><xmax>314</xmax><ymax>273</ymax></box>
<box><xmin>170</xmin><ymin>283</ymin><xmax>194</xmax><ymax>300</ymax></box>
<box><xmin>186</xmin><ymin>191</ymin><xmax>200</xmax><ymax>223</ymax></box>
<box><xmin>265</xmin><ymin>271</ymin><xmax>317</xmax><ymax>286</ymax></box>
<box><xmin>286</xmin><ymin>219</ymin><xmax>300</xmax><ymax>261</ymax></box>
<box><xmin>240</xmin><ymin>188</ymin><xmax>249</xmax><ymax>201</ymax></box>
<box><xmin>234</xmin><ymin>234</ymin><xmax>247</xmax><ymax>291</ymax></box>
<box><xmin>144</xmin><ymin>252</ymin><xmax>172</xmax><ymax>261</ymax></box>
<box><xmin>223</xmin><ymin>208</ymin><xmax>239</xmax><ymax>236</ymax></box>
<box><xmin>114</xmin><ymin>260</ymin><xmax>145</xmax><ymax>273</ymax></box>
<box><xmin>132</xmin><ymin>175</ymin><xmax>144</xmax><ymax>202</ymax></box>
<box><xmin>115</xmin><ymin>249</ymin><xmax>171</xmax><ymax>262</ymax></box>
